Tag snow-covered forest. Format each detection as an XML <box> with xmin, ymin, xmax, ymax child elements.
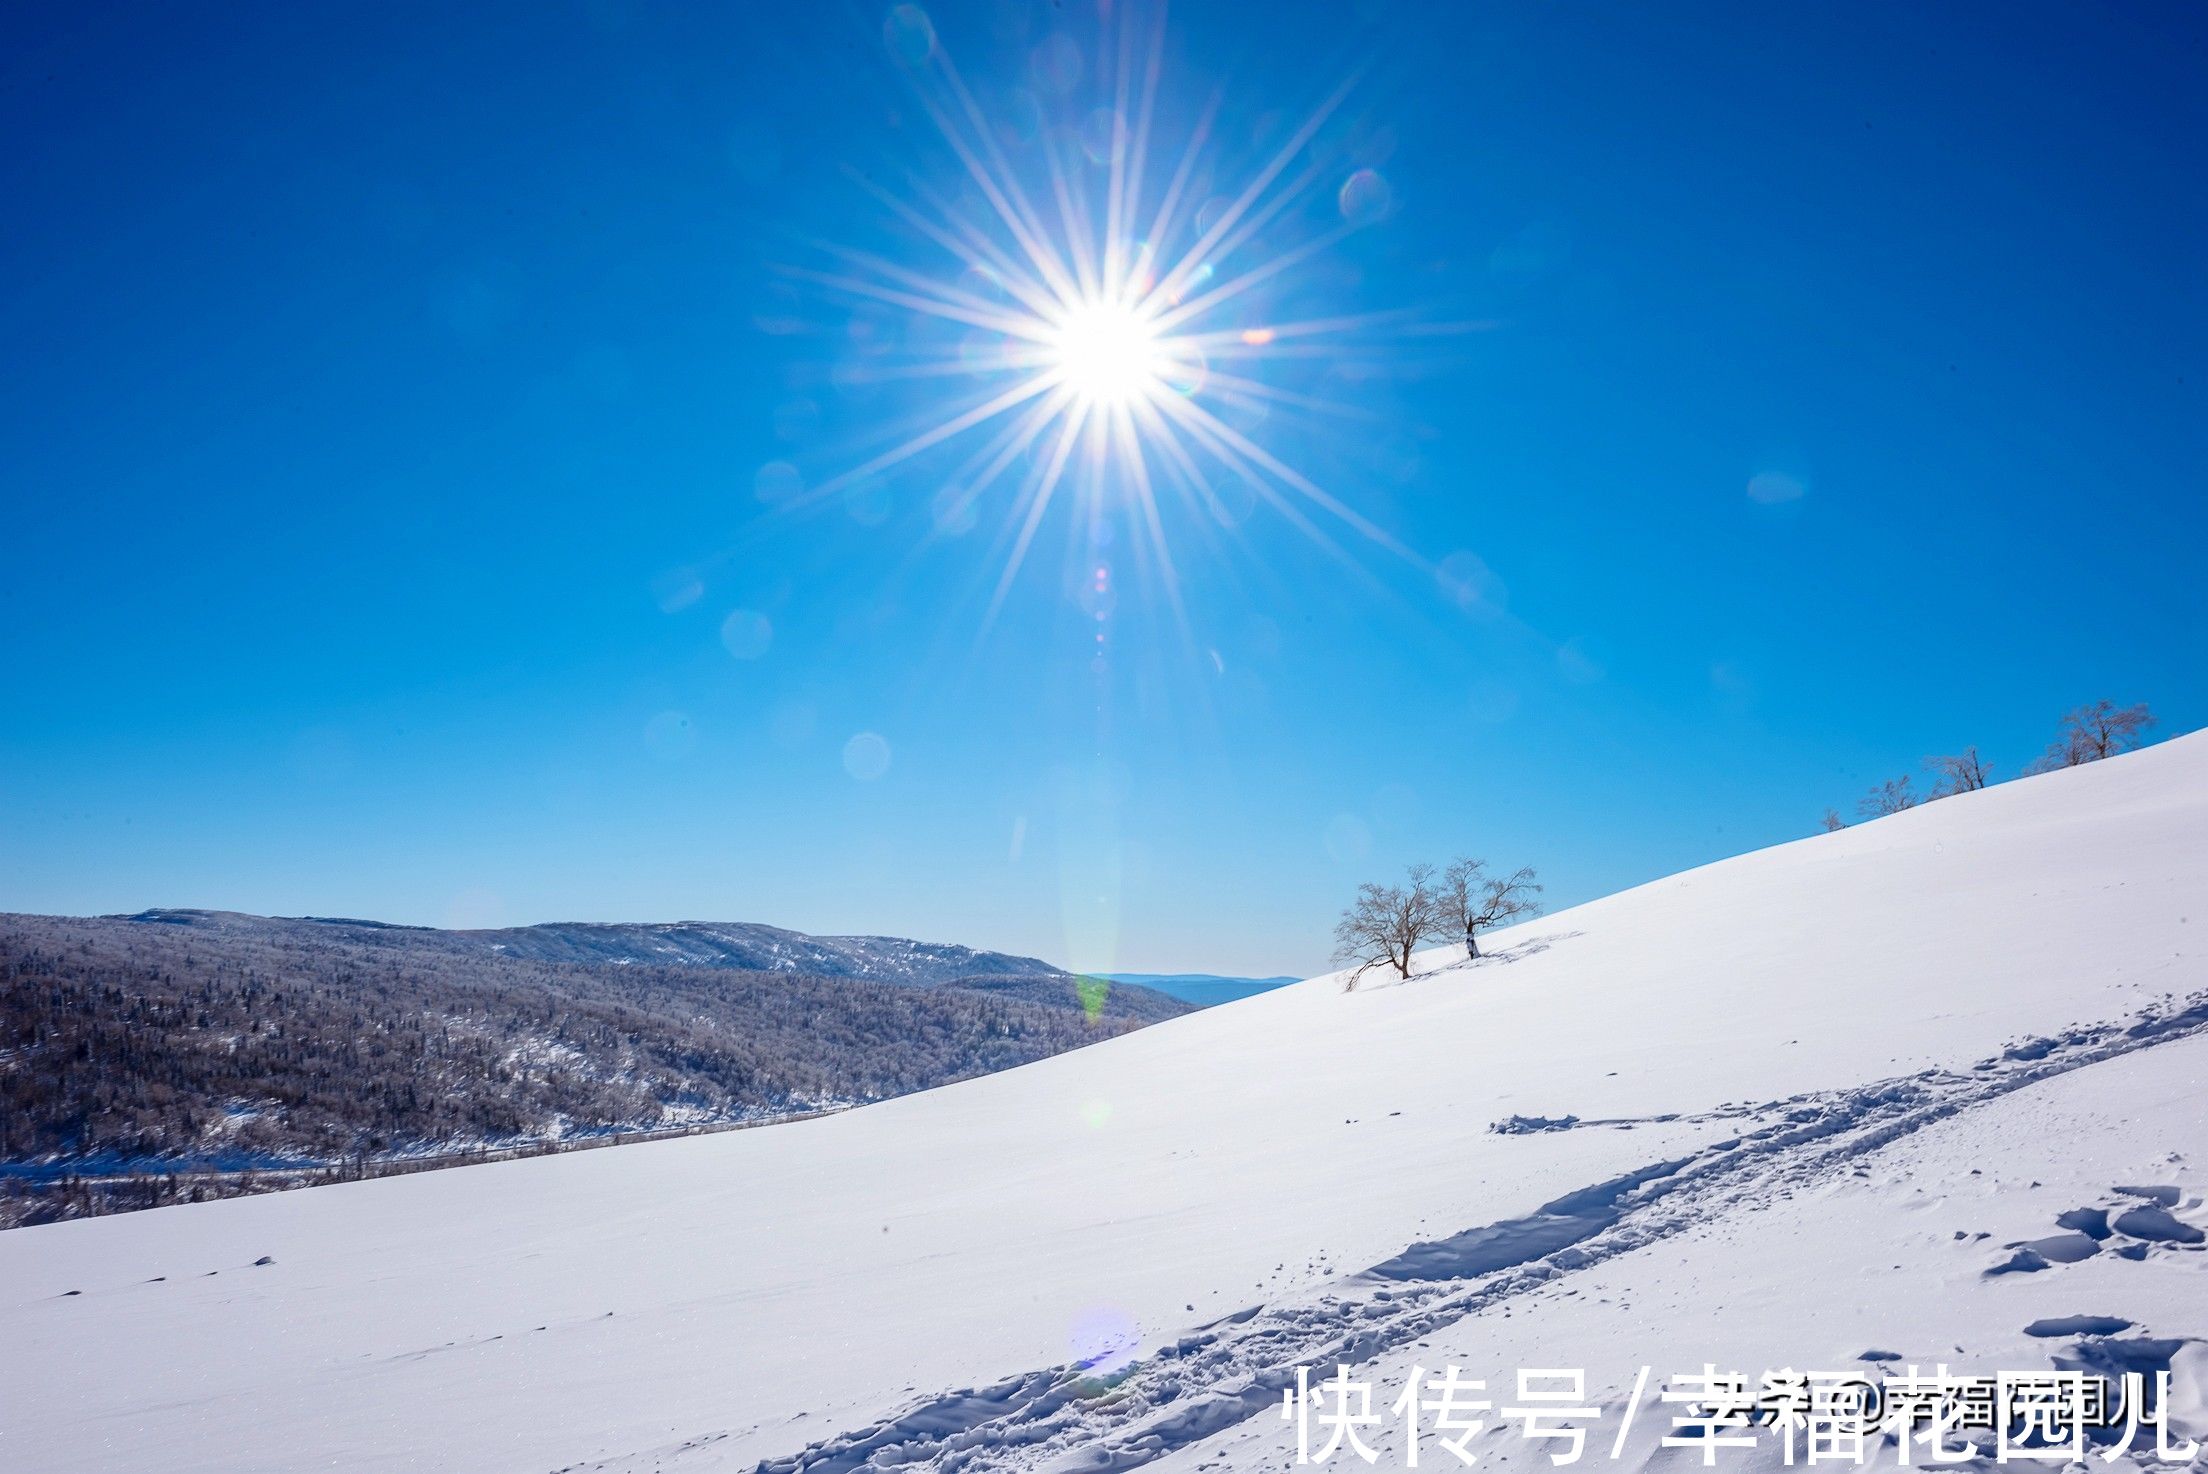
<box><xmin>0</xmin><ymin>910</ymin><xmax>1185</xmax><ymax>1225</ymax></box>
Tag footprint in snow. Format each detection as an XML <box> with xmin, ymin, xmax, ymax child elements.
<box><xmin>1983</xmin><ymin>1185</ymin><xmax>2201</xmax><ymax>1275</ymax></box>
<box><xmin>2024</xmin><ymin>1315</ymin><xmax>2135</xmax><ymax>1338</ymax></box>
<box><xmin>2112</xmin><ymin>1203</ymin><xmax>2203</xmax><ymax>1244</ymax></box>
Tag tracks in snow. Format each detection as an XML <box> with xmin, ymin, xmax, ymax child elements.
<box><xmin>741</xmin><ymin>991</ymin><xmax>2208</xmax><ymax>1474</ymax></box>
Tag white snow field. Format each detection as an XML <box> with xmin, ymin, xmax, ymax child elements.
<box><xmin>4</xmin><ymin>734</ymin><xmax>2205</xmax><ymax>1474</ymax></box>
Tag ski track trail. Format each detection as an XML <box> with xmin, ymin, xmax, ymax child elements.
<box><xmin>660</xmin><ymin>990</ymin><xmax>2208</xmax><ymax>1474</ymax></box>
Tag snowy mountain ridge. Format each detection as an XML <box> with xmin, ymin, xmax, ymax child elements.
<box><xmin>119</xmin><ymin>908</ymin><xmax>1064</xmax><ymax>986</ymax></box>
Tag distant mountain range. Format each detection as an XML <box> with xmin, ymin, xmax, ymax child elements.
<box><xmin>1097</xmin><ymin>972</ymin><xmax>1302</xmax><ymax>1006</ymax></box>
<box><xmin>125</xmin><ymin>909</ymin><xmax>1060</xmax><ymax>988</ymax></box>
<box><xmin>0</xmin><ymin>904</ymin><xmax>1303</xmax><ymax>1228</ymax></box>
<box><xmin>122</xmin><ymin>911</ymin><xmax>1297</xmax><ymax>1008</ymax></box>
<box><xmin>0</xmin><ymin>908</ymin><xmax>1194</xmax><ymax>1226</ymax></box>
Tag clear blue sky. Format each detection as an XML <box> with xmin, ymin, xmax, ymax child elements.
<box><xmin>3</xmin><ymin>2</ymin><xmax>2201</xmax><ymax>976</ymax></box>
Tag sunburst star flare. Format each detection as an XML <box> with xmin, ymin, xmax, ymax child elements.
<box><xmin>779</xmin><ymin>2</ymin><xmax>1428</xmax><ymax>625</ymax></box>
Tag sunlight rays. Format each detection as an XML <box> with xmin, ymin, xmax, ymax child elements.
<box><xmin>791</xmin><ymin>2</ymin><xmax>1419</xmax><ymax>625</ymax></box>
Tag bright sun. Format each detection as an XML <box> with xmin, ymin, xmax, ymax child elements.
<box><xmin>1048</xmin><ymin>299</ymin><xmax>1167</xmax><ymax>408</ymax></box>
<box><xmin>790</xmin><ymin>1</ymin><xmax>1415</xmax><ymax>620</ymax></box>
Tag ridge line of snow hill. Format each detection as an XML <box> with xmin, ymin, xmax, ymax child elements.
<box><xmin>747</xmin><ymin>985</ymin><xmax>2208</xmax><ymax>1474</ymax></box>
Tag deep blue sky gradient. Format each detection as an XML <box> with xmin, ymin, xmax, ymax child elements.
<box><xmin>3</xmin><ymin>2</ymin><xmax>2201</xmax><ymax>973</ymax></box>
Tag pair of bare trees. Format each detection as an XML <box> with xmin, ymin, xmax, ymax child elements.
<box><xmin>2028</xmin><ymin>699</ymin><xmax>2157</xmax><ymax>772</ymax></box>
<box><xmin>1332</xmin><ymin>857</ymin><xmax>1543</xmax><ymax>990</ymax></box>
<box><xmin>1824</xmin><ymin>700</ymin><xmax>2156</xmax><ymax>830</ymax></box>
<box><xmin>1839</xmin><ymin>746</ymin><xmax>1988</xmax><ymax>824</ymax></box>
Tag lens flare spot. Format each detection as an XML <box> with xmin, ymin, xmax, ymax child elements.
<box><xmin>1747</xmin><ymin>470</ymin><xmax>1807</xmax><ymax>504</ymax></box>
<box><xmin>1155</xmin><ymin>340</ymin><xmax>1207</xmax><ymax>397</ymax></box>
<box><xmin>1075</xmin><ymin>975</ymin><xmax>1111</xmax><ymax>1022</ymax></box>
<box><xmin>1436</xmin><ymin>550</ymin><xmax>1507</xmax><ymax>616</ymax></box>
<box><xmin>773</xmin><ymin>398</ymin><xmax>820</xmax><ymax>444</ymax></box>
<box><xmin>1338</xmin><ymin>167</ymin><xmax>1392</xmax><ymax>225</ymax></box>
<box><xmin>652</xmin><ymin>568</ymin><xmax>704</xmax><ymax>614</ymax></box>
<box><xmin>754</xmin><ymin>460</ymin><xmax>804</xmax><ymax>505</ymax></box>
<box><xmin>1081</xmin><ymin>107</ymin><xmax>1129</xmax><ymax>165</ymax></box>
<box><xmin>1074</xmin><ymin>564</ymin><xmax>1119</xmax><ymax>620</ymax></box>
<box><xmin>844</xmin><ymin>479</ymin><xmax>894</xmax><ymax>527</ymax></box>
<box><xmin>1070</xmin><ymin>1306</ymin><xmax>1139</xmax><ymax>1376</ymax></box>
<box><xmin>843</xmin><ymin>731</ymin><xmax>893</xmax><ymax>781</ymax></box>
<box><xmin>883</xmin><ymin>5</ymin><xmax>936</xmax><ymax>67</ymax></box>
<box><xmin>931</xmin><ymin>483</ymin><xmax>979</xmax><ymax>536</ymax></box>
<box><xmin>720</xmin><ymin>609</ymin><xmax>773</xmax><ymax>660</ymax></box>
<box><xmin>1201</xmin><ymin>474</ymin><xmax>1256</xmax><ymax>528</ymax></box>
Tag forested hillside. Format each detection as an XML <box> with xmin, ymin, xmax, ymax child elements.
<box><xmin>0</xmin><ymin>911</ymin><xmax>1189</xmax><ymax>1225</ymax></box>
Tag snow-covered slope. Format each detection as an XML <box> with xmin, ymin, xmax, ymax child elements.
<box><xmin>6</xmin><ymin>735</ymin><xmax>2205</xmax><ymax>1474</ymax></box>
<box><xmin>1151</xmin><ymin>1024</ymin><xmax>2208</xmax><ymax>1474</ymax></box>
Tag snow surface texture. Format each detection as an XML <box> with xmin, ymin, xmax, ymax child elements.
<box><xmin>4</xmin><ymin>735</ymin><xmax>2204</xmax><ymax>1474</ymax></box>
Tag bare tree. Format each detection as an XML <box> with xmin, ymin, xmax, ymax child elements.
<box><xmin>1441</xmin><ymin>857</ymin><xmax>1544</xmax><ymax>959</ymax></box>
<box><xmin>1924</xmin><ymin>746</ymin><xmax>1992</xmax><ymax>798</ymax></box>
<box><xmin>1332</xmin><ymin>863</ymin><xmax>1445</xmax><ymax>988</ymax></box>
<box><xmin>2031</xmin><ymin>700</ymin><xmax>2156</xmax><ymax>772</ymax></box>
<box><xmin>1856</xmin><ymin>775</ymin><xmax>1918</xmax><ymax>819</ymax></box>
<box><xmin>1820</xmin><ymin>809</ymin><xmax>1847</xmax><ymax>833</ymax></box>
